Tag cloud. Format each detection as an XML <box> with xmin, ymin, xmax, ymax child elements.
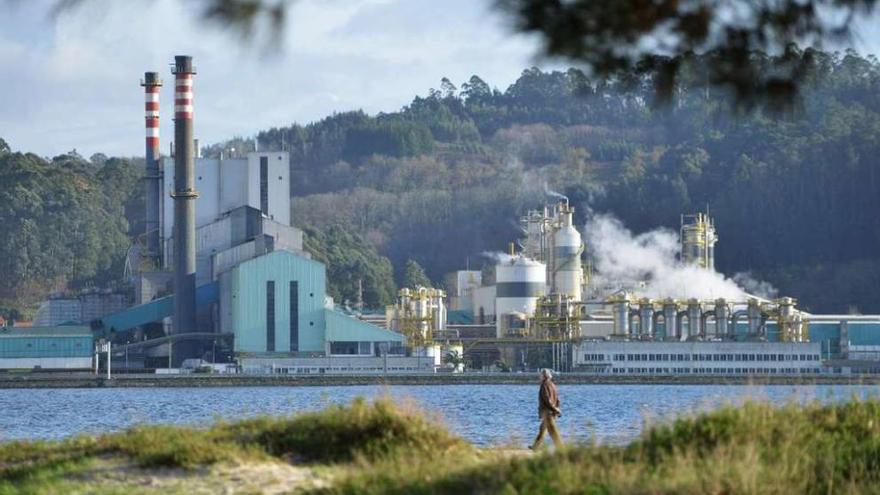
<box><xmin>0</xmin><ymin>0</ymin><xmax>547</xmax><ymax>158</ymax></box>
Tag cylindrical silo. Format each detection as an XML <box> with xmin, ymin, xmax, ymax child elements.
<box><xmin>495</xmin><ymin>256</ymin><xmax>546</xmax><ymax>338</ymax></box>
<box><xmin>639</xmin><ymin>299</ymin><xmax>654</xmax><ymax>337</ymax></box>
<box><xmin>611</xmin><ymin>295</ymin><xmax>630</xmax><ymax>336</ymax></box>
<box><xmin>551</xmin><ymin>203</ymin><xmax>583</xmax><ymax>301</ymax></box>
<box><xmin>714</xmin><ymin>298</ymin><xmax>729</xmax><ymax>338</ymax></box>
<box><xmin>747</xmin><ymin>299</ymin><xmax>763</xmax><ymax>336</ymax></box>
<box><xmin>687</xmin><ymin>299</ymin><xmax>702</xmax><ymax>339</ymax></box>
<box><xmin>663</xmin><ymin>299</ymin><xmax>678</xmax><ymax>340</ymax></box>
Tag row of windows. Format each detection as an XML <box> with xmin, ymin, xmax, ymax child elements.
<box><xmin>607</xmin><ymin>367</ymin><xmax>822</xmax><ymax>375</ymax></box>
<box><xmin>260</xmin><ymin>366</ymin><xmax>423</xmax><ymax>374</ymax></box>
<box><xmin>592</xmin><ymin>353</ymin><xmax>821</xmax><ymax>363</ymax></box>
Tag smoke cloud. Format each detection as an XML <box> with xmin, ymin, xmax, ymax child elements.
<box><xmin>583</xmin><ymin>214</ymin><xmax>772</xmax><ymax>301</ymax></box>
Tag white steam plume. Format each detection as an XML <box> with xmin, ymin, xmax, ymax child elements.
<box><xmin>543</xmin><ymin>181</ymin><xmax>568</xmax><ymax>203</ymax></box>
<box><xmin>584</xmin><ymin>214</ymin><xmax>761</xmax><ymax>300</ymax></box>
<box><xmin>481</xmin><ymin>251</ymin><xmax>516</xmax><ymax>264</ymax></box>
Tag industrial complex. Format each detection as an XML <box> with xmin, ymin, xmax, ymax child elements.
<box><xmin>6</xmin><ymin>54</ymin><xmax>880</xmax><ymax>378</ymax></box>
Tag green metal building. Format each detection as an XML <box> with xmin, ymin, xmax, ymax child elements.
<box><xmin>0</xmin><ymin>326</ymin><xmax>93</xmax><ymax>369</ymax></box>
<box><xmin>219</xmin><ymin>250</ymin><xmax>404</xmax><ymax>360</ymax></box>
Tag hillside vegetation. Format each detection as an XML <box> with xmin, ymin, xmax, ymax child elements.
<box><xmin>2</xmin><ymin>48</ymin><xmax>879</xmax><ymax>316</ymax></box>
<box><xmin>211</xmin><ymin>48</ymin><xmax>880</xmax><ymax>313</ymax></box>
<box><xmin>3</xmin><ymin>397</ymin><xmax>880</xmax><ymax>494</ymax></box>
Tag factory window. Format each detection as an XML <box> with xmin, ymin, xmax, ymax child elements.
<box><xmin>290</xmin><ymin>281</ymin><xmax>299</xmax><ymax>352</ymax></box>
<box><xmin>266</xmin><ymin>281</ymin><xmax>275</xmax><ymax>352</ymax></box>
<box><xmin>359</xmin><ymin>342</ymin><xmax>372</xmax><ymax>355</ymax></box>
<box><xmin>260</xmin><ymin>156</ymin><xmax>269</xmax><ymax>215</ymax></box>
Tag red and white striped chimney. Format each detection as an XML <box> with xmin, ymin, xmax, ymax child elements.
<box><xmin>141</xmin><ymin>72</ymin><xmax>162</xmax><ymax>260</ymax></box>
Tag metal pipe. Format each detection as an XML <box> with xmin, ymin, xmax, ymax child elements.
<box><xmin>141</xmin><ymin>72</ymin><xmax>163</xmax><ymax>262</ymax></box>
<box><xmin>715</xmin><ymin>299</ymin><xmax>729</xmax><ymax>338</ymax></box>
<box><xmin>171</xmin><ymin>55</ymin><xmax>198</xmax><ymax>364</ymax></box>
<box><xmin>747</xmin><ymin>299</ymin><xmax>762</xmax><ymax>336</ymax></box>
<box><xmin>628</xmin><ymin>308</ymin><xmax>639</xmax><ymax>337</ymax></box>
<box><xmin>701</xmin><ymin>310</ymin><xmax>715</xmax><ymax>338</ymax></box>
<box><xmin>731</xmin><ymin>310</ymin><xmax>748</xmax><ymax>338</ymax></box>
<box><xmin>687</xmin><ymin>299</ymin><xmax>702</xmax><ymax>340</ymax></box>
<box><xmin>663</xmin><ymin>299</ymin><xmax>678</xmax><ymax>340</ymax></box>
<box><xmin>676</xmin><ymin>310</ymin><xmax>688</xmax><ymax>340</ymax></box>
<box><xmin>639</xmin><ymin>300</ymin><xmax>654</xmax><ymax>337</ymax></box>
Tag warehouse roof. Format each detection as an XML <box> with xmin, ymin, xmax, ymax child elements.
<box><xmin>324</xmin><ymin>310</ymin><xmax>403</xmax><ymax>343</ymax></box>
<box><xmin>0</xmin><ymin>326</ymin><xmax>92</xmax><ymax>338</ymax></box>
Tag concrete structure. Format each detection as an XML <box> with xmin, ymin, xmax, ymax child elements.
<box><xmin>160</xmin><ymin>151</ymin><xmax>290</xmax><ymax>244</ymax></box>
<box><xmin>34</xmin><ymin>293</ymin><xmax>128</xmax><ymax>327</ymax></box>
<box><xmin>33</xmin><ymin>298</ymin><xmax>81</xmax><ymax>326</ymax></box>
<box><xmin>171</xmin><ymin>55</ymin><xmax>198</xmax><ymax>351</ymax></box>
<box><xmin>445</xmin><ymin>270</ymin><xmax>481</xmax><ymax>311</ymax></box>
<box><xmin>0</xmin><ymin>327</ymin><xmax>93</xmax><ymax>369</ymax></box>
<box><xmin>574</xmin><ymin>340</ymin><xmax>822</xmax><ymax>375</ymax></box>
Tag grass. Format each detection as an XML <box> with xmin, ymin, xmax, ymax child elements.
<box><xmin>3</xmin><ymin>397</ymin><xmax>880</xmax><ymax>494</ymax></box>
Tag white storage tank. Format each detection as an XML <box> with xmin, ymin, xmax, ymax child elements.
<box><xmin>552</xmin><ymin>204</ymin><xmax>583</xmax><ymax>301</ymax></box>
<box><xmin>495</xmin><ymin>256</ymin><xmax>546</xmax><ymax>338</ymax></box>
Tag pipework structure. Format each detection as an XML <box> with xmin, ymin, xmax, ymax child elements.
<box><xmin>387</xmin><ymin>287</ymin><xmax>447</xmax><ymax>345</ymax></box>
<box><xmin>607</xmin><ymin>296</ymin><xmax>809</xmax><ymax>343</ymax></box>
<box><xmin>140</xmin><ymin>72</ymin><xmax>163</xmax><ymax>266</ymax></box>
<box><xmin>171</xmin><ymin>55</ymin><xmax>198</xmax><ymax>353</ymax></box>
<box><xmin>681</xmin><ymin>212</ymin><xmax>718</xmax><ymax>270</ymax></box>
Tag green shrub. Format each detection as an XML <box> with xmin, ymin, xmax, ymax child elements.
<box><xmin>225</xmin><ymin>397</ymin><xmax>466</xmax><ymax>463</ymax></box>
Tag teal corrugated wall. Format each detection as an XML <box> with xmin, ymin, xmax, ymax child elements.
<box><xmin>847</xmin><ymin>323</ymin><xmax>880</xmax><ymax>345</ymax></box>
<box><xmin>228</xmin><ymin>251</ymin><xmax>326</xmax><ymax>353</ymax></box>
<box><xmin>0</xmin><ymin>336</ymin><xmax>92</xmax><ymax>358</ymax></box>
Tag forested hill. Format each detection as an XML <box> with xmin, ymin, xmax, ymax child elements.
<box><xmin>2</xmin><ymin>49</ymin><xmax>878</xmax><ymax>317</ymax></box>
<box><xmin>208</xmin><ymin>48</ymin><xmax>880</xmax><ymax>313</ymax></box>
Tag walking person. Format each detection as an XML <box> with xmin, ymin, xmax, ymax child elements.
<box><xmin>530</xmin><ymin>368</ymin><xmax>563</xmax><ymax>450</ymax></box>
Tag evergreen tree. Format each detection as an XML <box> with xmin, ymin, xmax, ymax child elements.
<box><xmin>402</xmin><ymin>259</ymin><xmax>433</xmax><ymax>289</ymax></box>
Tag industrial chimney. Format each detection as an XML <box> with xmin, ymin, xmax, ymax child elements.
<box><xmin>140</xmin><ymin>72</ymin><xmax>162</xmax><ymax>263</ymax></box>
<box><xmin>171</xmin><ymin>55</ymin><xmax>198</xmax><ymax>350</ymax></box>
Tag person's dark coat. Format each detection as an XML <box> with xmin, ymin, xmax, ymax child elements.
<box><xmin>538</xmin><ymin>377</ymin><xmax>561</xmax><ymax>416</ymax></box>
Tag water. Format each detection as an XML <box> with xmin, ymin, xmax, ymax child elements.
<box><xmin>0</xmin><ymin>384</ymin><xmax>877</xmax><ymax>446</ymax></box>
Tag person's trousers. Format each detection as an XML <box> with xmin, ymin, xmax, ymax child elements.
<box><xmin>531</xmin><ymin>410</ymin><xmax>562</xmax><ymax>449</ymax></box>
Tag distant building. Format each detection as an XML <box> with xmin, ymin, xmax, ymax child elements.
<box><xmin>0</xmin><ymin>326</ymin><xmax>93</xmax><ymax>369</ymax></box>
<box><xmin>34</xmin><ymin>293</ymin><xmax>129</xmax><ymax>327</ymax></box>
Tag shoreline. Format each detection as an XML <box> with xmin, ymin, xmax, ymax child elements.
<box><xmin>1</xmin><ymin>372</ymin><xmax>879</xmax><ymax>388</ymax></box>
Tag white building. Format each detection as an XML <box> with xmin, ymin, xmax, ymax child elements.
<box><xmin>573</xmin><ymin>340</ymin><xmax>823</xmax><ymax>375</ymax></box>
<box><xmin>161</xmin><ymin>151</ymin><xmax>290</xmax><ymax>254</ymax></box>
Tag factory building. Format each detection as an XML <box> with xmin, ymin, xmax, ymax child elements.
<box><xmin>574</xmin><ymin>341</ymin><xmax>823</xmax><ymax>375</ymax></box>
<box><xmin>93</xmin><ymin>55</ymin><xmax>412</xmax><ymax>370</ymax></box>
<box><xmin>34</xmin><ymin>293</ymin><xmax>129</xmax><ymax>327</ymax></box>
<box><xmin>0</xmin><ymin>327</ymin><xmax>93</xmax><ymax>369</ymax></box>
<box><xmin>441</xmin><ymin>198</ymin><xmax>880</xmax><ymax>375</ymax></box>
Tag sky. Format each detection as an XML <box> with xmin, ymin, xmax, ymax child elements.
<box><xmin>1</xmin><ymin>0</ymin><xmax>879</xmax><ymax>158</ymax></box>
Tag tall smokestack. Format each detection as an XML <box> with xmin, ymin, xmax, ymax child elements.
<box><xmin>141</xmin><ymin>72</ymin><xmax>162</xmax><ymax>263</ymax></box>
<box><xmin>171</xmin><ymin>55</ymin><xmax>198</xmax><ymax>350</ymax></box>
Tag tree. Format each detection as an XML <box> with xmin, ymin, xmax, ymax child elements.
<box><xmin>303</xmin><ymin>225</ymin><xmax>397</xmax><ymax>308</ymax></box>
<box><xmin>495</xmin><ymin>0</ymin><xmax>878</xmax><ymax>108</ymax></box>
<box><xmin>402</xmin><ymin>259</ymin><xmax>432</xmax><ymax>288</ymax></box>
<box><xmin>0</xmin><ymin>138</ymin><xmax>9</xmax><ymax>156</ymax></box>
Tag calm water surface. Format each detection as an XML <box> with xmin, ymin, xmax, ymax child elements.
<box><xmin>1</xmin><ymin>384</ymin><xmax>877</xmax><ymax>446</ymax></box>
